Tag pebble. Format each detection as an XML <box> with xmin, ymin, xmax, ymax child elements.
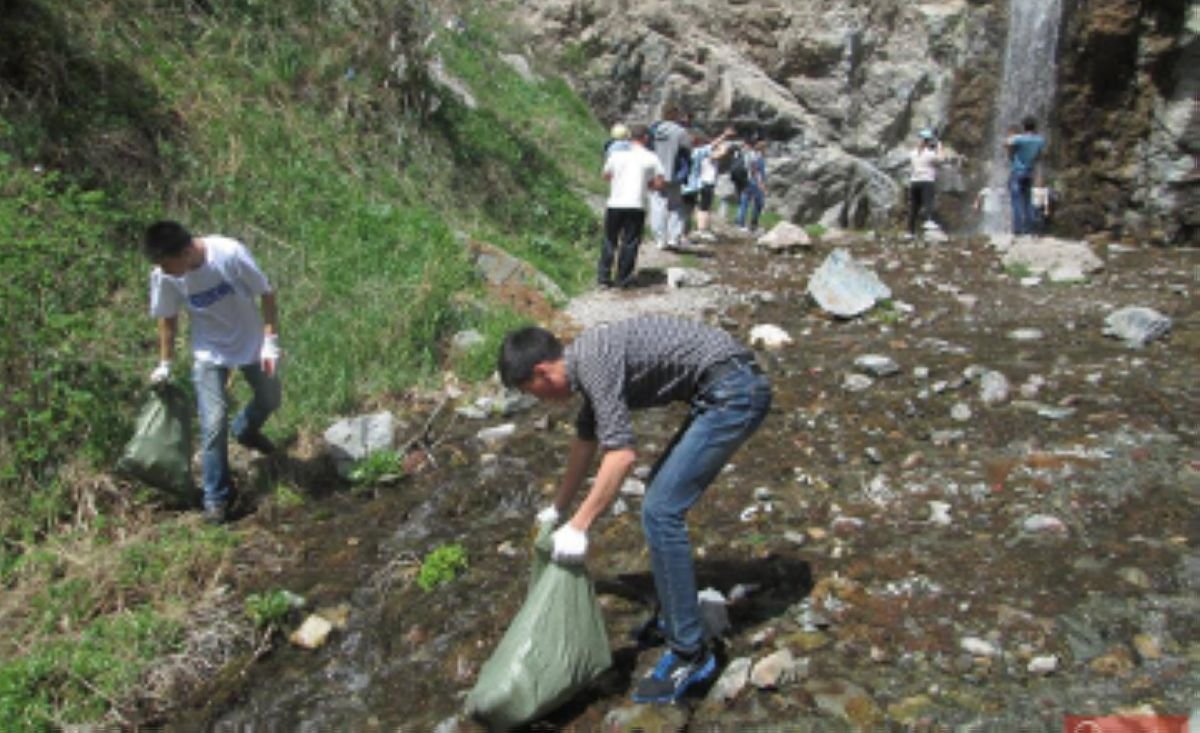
<box><xmin>1022</xmin><ymin>514</ymin><xmax>1068</xmax><ymax>535</ymax></box>
<box><xmin>843</xmin><ymin>373</ymin><xmax>875</xmax><ymax>392</ymax></box>
<box><xmin>854</xmin><ymin>354</ymin><xmax>901</xmax><ymax>377</ymax></box>
<box><xmin>1008</xmin><ymin>328</ymin><xmax>1045</xmax><ymax>342</ymax></box>
<box><xmin>750</xmin><ymin>648</ymin><xmax>798</xmax><ymax>689</ymax></box>
<box><xmin>950</xmin><ymin>402</ymin><xmax>972</xmax><ymax>422</ymax></box>
<box><xmin>960</xmin><ymin>636</ymin><xmax>999</xmax><ymax>657</ymax></box>
<box><xmin>1027</xmin><ymin>654</ymin><xmax>1059</xmax><ymax>675</ymax></box>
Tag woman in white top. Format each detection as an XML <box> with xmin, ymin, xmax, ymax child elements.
<box><xmin>907</xmin><ymin>129</ymin><xmax>943</xmax><ymax>238</ymax></box>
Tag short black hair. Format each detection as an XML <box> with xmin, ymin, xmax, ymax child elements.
<box><xmin>1022</xmin><ymin>116</ymin><xmax>1038</xmax><ymax>132</ymax></box>
<box><xmin>143</xmin><ymin>220</ymin><xmax>193</xmax><ymax>261</ymax></box>
<box><xmin>497</xmin><ymin>325</ymin><xmax>563</xmax><ymax>388</ymax></box>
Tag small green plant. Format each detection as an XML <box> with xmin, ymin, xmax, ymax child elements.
<box><xmin>417</xmin><ymin>543</ymin><xmax>468</xmax><ymax>592</ymax></box>
<box><xmin>273</xmin><ymin>483</ymin><xmax>305</xmax><ymax>509</ymax></box>
<box><xmin>244</xmin><ymin>589</ymin><xmax>296</xmax><ymax>628</ymax></box>
<box><xmin>349</xmin><ymin>450</ymin><xmax>406</xmax><ymax>486</ymax></box>
<box><xmin>805</xmin><ymin>223</ymin><xmax>828</xmax><ymax>239</ymax></box>
<box><xmin>870</xmin><ymin>299</ymin><xmax>901</xmax><ymax>325</ymax></box>
<box><xmin>1004</xmin><ymin>261</ymin><xmax>1034</xmax><ymax>279</ymax></box>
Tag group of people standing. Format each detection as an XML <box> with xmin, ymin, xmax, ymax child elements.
<box><xmin>906</xmin><ymin>115</ymin><xmax>1049</xmax><ymax>238</ymax></box>
<box><xmin>597</xmin><ymin>108</ymin><xmax>768</xmax><ymax>289</ymax></box>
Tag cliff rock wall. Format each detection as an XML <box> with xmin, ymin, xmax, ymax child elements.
<box><xmin>507</xmin><ymin>0</ymin><xmax>1196</xmax><ymax>242</ymax></box>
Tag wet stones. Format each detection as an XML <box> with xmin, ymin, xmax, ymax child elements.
<box><xmin>1103</xmin><ymin>306</ymin><xmax>1172</xmax><ymax>348</ymax></box>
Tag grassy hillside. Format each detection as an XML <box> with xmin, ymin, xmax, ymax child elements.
<box><xmin>0</xmin><ymin>0</ymin><xmax>603</xmax><ymax>728</ymax></box>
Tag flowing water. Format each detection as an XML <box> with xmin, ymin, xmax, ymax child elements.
<box><xmin>981</xmin><ymin>0</ymin><xmax>1065</xmax><ymax>234</ymax></box>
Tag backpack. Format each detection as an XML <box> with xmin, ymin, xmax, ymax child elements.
<box><xmin>729</xmin><ymin>148</ymin><xmax>749</xmax><ymax>188</ymax></box>
<box><xmin>672</xmin><ymin>148</ymin><xmax>691</xmax><ymax>184</ymax></box>
<box><xmin>651</xmin><ymin>120</ymin><xmax>692</xmax><ymax>184</ymax></box>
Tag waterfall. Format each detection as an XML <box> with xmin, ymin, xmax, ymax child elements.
<box><xmin>981</xmin><ymin>0</ymin><xmax>1064</xmax><ymax>234</ymax></box>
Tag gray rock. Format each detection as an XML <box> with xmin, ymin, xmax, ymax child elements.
<box><xmin>756</xmin><ymin>221</ymin><xmax>812</xmax><ymax>252</ymax></box>
<box><xmin>1102</xmin><ymin>306</ymin><xmax>1172</xmax><ymax>348</ymax></box>
<box><xmin>666</xmin><ymin>267</ymin><xmax>715</xmax><ymax>289</ymax></box>
<box><xmin>1001</xmin><ymin>237</ymin><xmax>1104</xmax><ymax>282</ymax></box>
<box><xmin>854</xmin><ymin>354</ymin><xmax>901</xmax><ymax>377</ymax></box>
<box><xmin>807</xmin><ymin>249</ymin><xmax>892</xmax><ymax>318</ymax></box>
<box><xmin>323</xmin><ymin>412</ymin><xmax>395</xmax><ymax>478</ymax></box>
<box><xmin>979</xmin><ymin>371</ymin><xmax>1011</xmax><ymax>405</ymax></box>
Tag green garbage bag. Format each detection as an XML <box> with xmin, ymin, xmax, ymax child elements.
<box><xmin>116</xmin><ymin>384</ymin><xmax>194</xmax><ymax>503</ymax></box>
<box><xmin>465</xmin><ymin>522</ymin><xmax>612</xmax><ymax>731</ymax></box>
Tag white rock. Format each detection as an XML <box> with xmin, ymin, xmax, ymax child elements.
<box><xmin>1027</xmin><ymin>654</ymin><xmax>1059</xmax><ymax>675</ymax></box>
<box><xmin>749</xmin><ymin>323</ymin><xmax>793</xmax><ymax>350</ymax></box>
<box><xmin>707</xmin><ymin>657</ymin><xmax>752</xmax><ymax>703</ymax></box>
<box><xmin>807</xmin><ymin>248</ymin><xmax>893</xmax><ymax>318</ymax></box>
<box><xmin>323</xmin><ymin>411</ymin><xmax>396</xmax><ymax>478</ymax></box>
<box><xmin>290</xmin><ymin>614</ymin><xmax>334</xmax><ymax>650</ymax></box>
<box><xmin>843</xmin><ymin>373</ymin><xmax>875</xmax><ymax>392</ymax></box>
<box><xmin>756</xmin><ymin>221</ymin><xmax>813</xmax><ymax>252</ymax></box>
<box><xmin>475</xmin><ymin>423</ymin><xmax>516</xmax><ymax>448</ymax></box>
<box><xmin>979</xmin><ymin>370</ymin><xmax>1011</xmax><ymax>405</ymax></box>
<box><xmin>1007</xmin><ymin>328</ymin><xmax>1045</xmax><ymax>342</ymax></box>
<box><xmin>960</xmin><ymin>636</ymin><xmax>999</xmax><ymax>657</ymax></box>
<box><xmin>1022</xmin><ymin>514</ymin><xmax>1068</xmax><ymax>535</ymax></box>
<box><xmin>750</xmin><ymin>648</ymin><xmax>798</xmax><ymax>689</ymax></box>
<box><xmin>666</xmin><ymin>267</ymin><xmax>715</xmax><ymax>289</ymax></box>
<box><xmin>950</xmin><ymin>402</ymin><xmax>972</xmax><ymax>422</ymax></box>
<box><xmin>619</xmin><ymin>478</ymin><xmax>646</xmax><ymax>497</ymax></box>
<box><xmin>928</xmin><ymin>500</ymin><xmax>952</xmax><ymax>526</ymax></box>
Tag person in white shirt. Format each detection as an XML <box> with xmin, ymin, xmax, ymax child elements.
<box><xmin>599</xmin><ymin>125</ymin><xmax>666</xmax><ymax>288</ymax></box>
<box><xmin>144</xmin><ymin>220</ymin><xmax>282</xmax><ymax>524</ymax></box>
<box><xmin>907</xmin><ymin>129</ymin><xmax>944</xmax><ymax>238</ymax></box>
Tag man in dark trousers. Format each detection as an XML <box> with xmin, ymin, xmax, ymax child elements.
<box><xmin>599</xmin><ymin>124</ymin><xmax>665</xmax><ymax>288</ymax></box>
<box><xmin>497</xmin><ymin>315</ymin><xmax>772</xmax><ymax>703</ymax></box>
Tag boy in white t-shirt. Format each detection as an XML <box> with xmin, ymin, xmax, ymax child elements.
<box><xmin>144</xmin><ymin>220</ymin><xmax>282</xmax><ymax>524</ymax></box>
<box><xmin>599</xmin><ymin>124</ymin><xmax>666</xmax><ymax>288</ymax></box>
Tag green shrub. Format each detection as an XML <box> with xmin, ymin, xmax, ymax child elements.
<box><xmin>417</xmin><ymin>543</ymin><xmax>468</xmax><ymax>592</ymax></box>
<box><xmin>349</xmin><ymin>450</ymin><xmax>406</xmax><ymax>487</ymax></box>
<box><xmin>244</xmin><ymin>589</ymin><xmax>297</xmax><ymax>628</ymax></box>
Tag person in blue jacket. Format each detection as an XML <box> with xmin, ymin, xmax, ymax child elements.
<box><xmin>1006</xmin><ymin>116</ymin><xmax>1046</xmax><ymax>235</ymax></box>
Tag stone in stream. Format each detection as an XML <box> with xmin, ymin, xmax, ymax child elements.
<box><xmin>1102</xmin><ymin>306</ymin><xmax>1172</xmax><ymax>348</ymax></box>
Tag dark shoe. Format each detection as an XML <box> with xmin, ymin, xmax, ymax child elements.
<box><xmin>235</xmin><ymin>429</ymin><xmax>275</xmax><ymax>455</ymax></box>
<box><xmin>631</xmin><ymin>614</ymin><xmax>667</xmax><ymax>649</ymax></box>
<box><xmin>631</xmin><ymin>647</ymin><xmax>716</xmax><ymax>704</ymax></box>
<box><xmin>203</xmin><ymin>502</ymin><xmax>229</xmax><ymax>525</ymax></box>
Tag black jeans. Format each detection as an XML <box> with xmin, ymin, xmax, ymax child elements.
<box><xmin>599</xmin><ymin>207</ymin><xmax>645</xmax><ymax>286</ymax></box>
<box><xmin>908</xmin><ymin>181</ymin><xmax>935</xmax><ymax>234</ymax></box>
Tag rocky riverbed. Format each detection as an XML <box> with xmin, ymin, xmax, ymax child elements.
<box><xmin>172</xmin><ymin>228</ymin><xmax>1198</xmax><ymax>732</ymax></box>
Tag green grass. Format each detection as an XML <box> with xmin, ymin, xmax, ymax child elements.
<box><xmin>417</xmin><ymin>543</ymin><xmax>469</xmax><ymax>592</ymax></box>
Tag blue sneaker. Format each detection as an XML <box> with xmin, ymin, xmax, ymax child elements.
<box><xmin>631</xmin><ymin>648</ymin><xmax>716</xmax><ymax>703</ymax></box>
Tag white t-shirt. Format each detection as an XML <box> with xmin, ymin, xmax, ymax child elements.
<box><xmin>604</xmin><ymin>145</ymin><xmax>665</xmax><ymax>210</ymax></box>
<box><xmin>909</xmin><ymin>145</ymin><xmax>942</xmax><ymax>183</ymax></box>
<box><xmin>149</xmin><ymin>236</ymin><xmax>272</xmax><ymax>366</ymax></box>
<box><xmin>698</xmin><ymin>144</ymin><xmax>719</xmax><ymax>186</ymax></box>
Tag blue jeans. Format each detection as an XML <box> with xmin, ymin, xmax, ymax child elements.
<box><xmin>736</xmin><ymin>185</ymin><xmax>765</xmax><ymax>229</ymax></box>
<box><xmin>194</xmin><ymin>360</ymin><xmax>281</xmax><ymax>509</ymax></box>
<box><xmin>1009</xmin><ymin>174</ymin><xmax>1035</xmax><ymax>235</ymax></box>
<box><xmin>642</xmin><ymin>362</ymin><xmax>772</xmax><ymax>655</ymax></box>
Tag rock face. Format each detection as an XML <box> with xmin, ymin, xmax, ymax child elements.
<box><xmin>505</xmin><ymin>0</ymin><xmax>1196</xmax><ymax>242</ymax></box>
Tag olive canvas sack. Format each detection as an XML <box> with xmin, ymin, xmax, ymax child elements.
<box><xmin>117</xmin><ymin>384</ymin><xmax>194</xmax><ymax>502</ymax></box>
<box><xmin>465</xmin><ymin>521</ymin><xmax>612</xmax><ymax>731</ymax></box>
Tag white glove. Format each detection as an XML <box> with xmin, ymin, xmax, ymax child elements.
<box><xmin>536</xmin><ymin>506</ymin><xmax>560</xmax><ymax>526</ymax></box>
<box><xmin>150</xmin><ymin>360</ymin><xmax>171</xmax><ymax>384</ymax></box>
<box><xmin>260</xmin><ymin>334</ymin><xmax>281</xmax><ymax>376</ymax></box>
<box><xmin>551</xmin><ymin>524</ymin><xmax>588</xmax><ymax>565</ymax></box>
